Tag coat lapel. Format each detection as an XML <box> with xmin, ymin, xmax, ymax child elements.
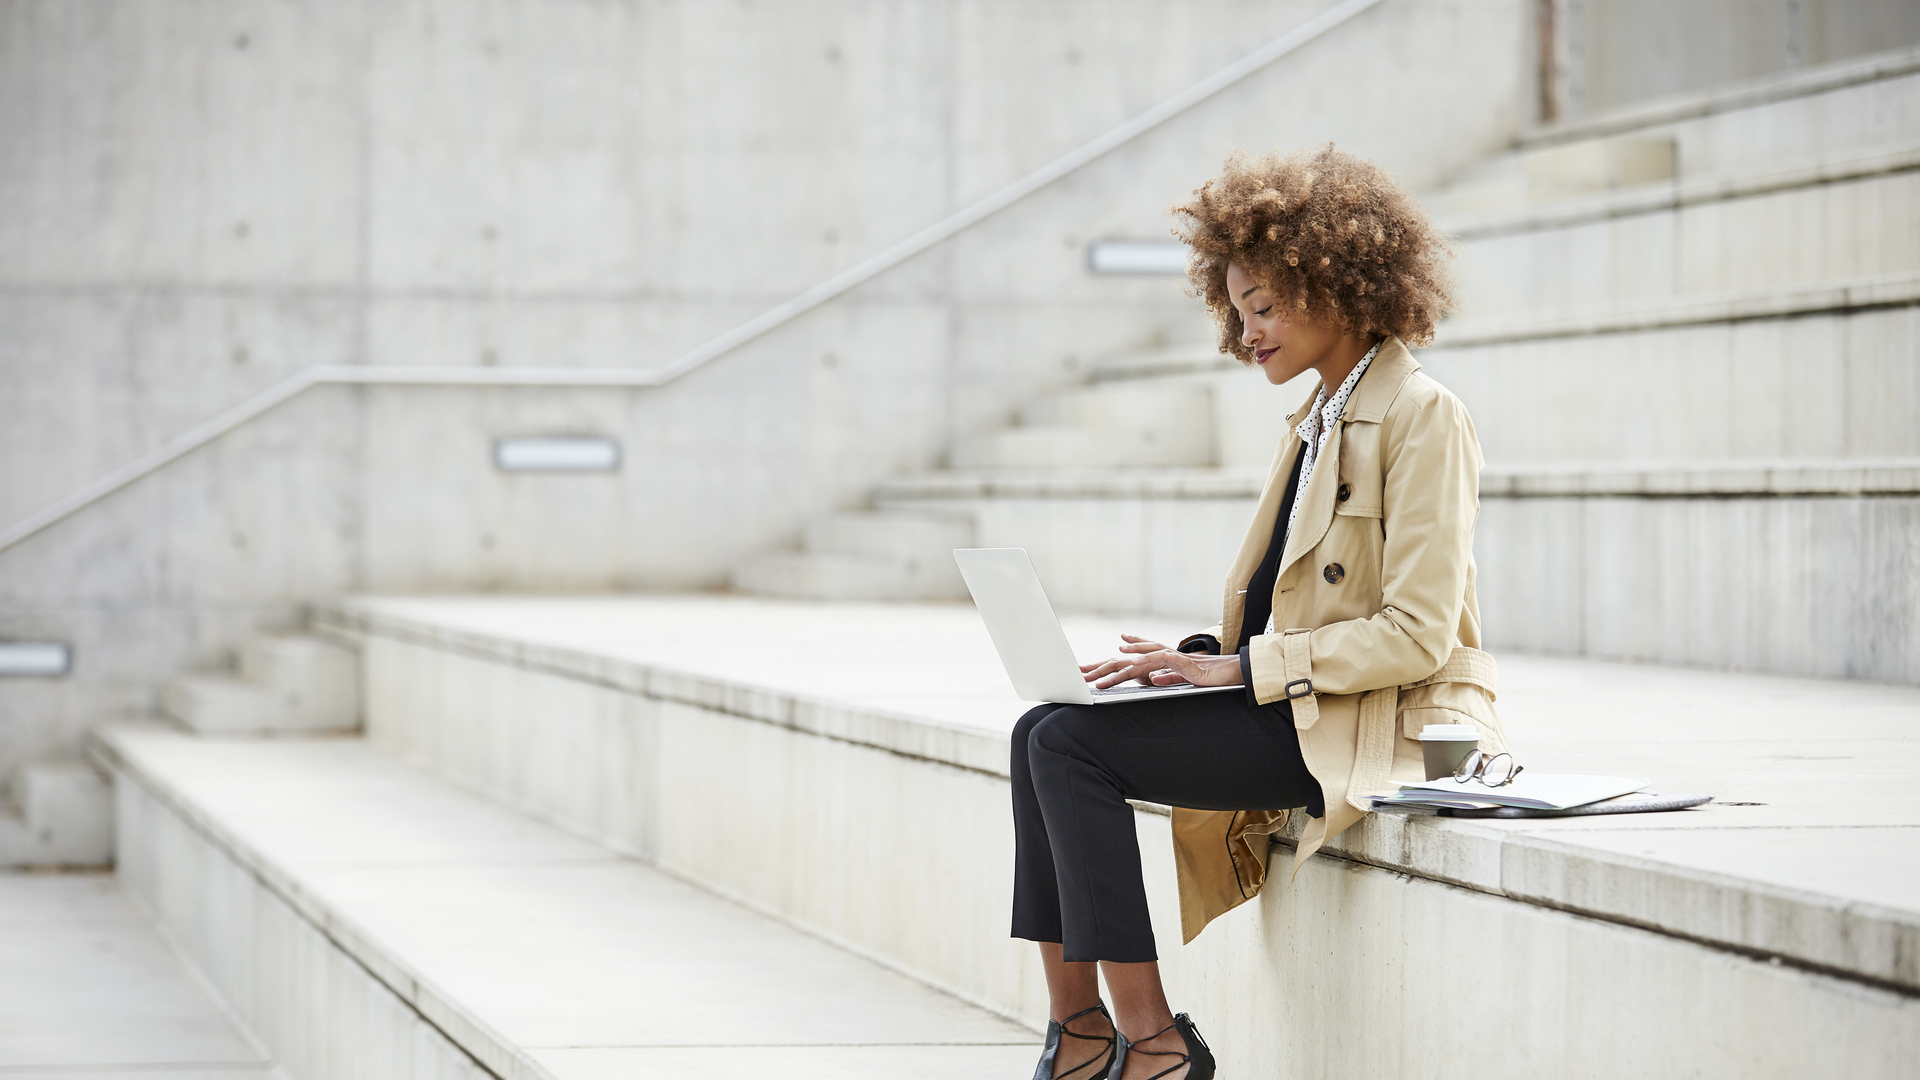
<box><xmin>1279</xmin><ymin>419</ymin><xmax>1340</xmax><ymax>573</ymax></box>
<box><xmin>1276</xmin><ymin>339</ymin><xmax>1421</xmax><ymax>581</ymax></box>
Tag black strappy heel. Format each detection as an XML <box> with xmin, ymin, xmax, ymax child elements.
<box><xmin>1106</xmin><ymin>1012</ymin><xmax>1215</xmax><ymax>1080</ymax></box>
<box><xmin>1032</xmin><ymin>1002</ymin><xmax>1118</xmax><ymax>1080</ymax></box>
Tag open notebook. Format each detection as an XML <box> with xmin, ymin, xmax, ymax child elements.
<box><xmin>1373</xmin><ymin>773</ymin><xmax>1650</xmax><ymax>811</ymax></box>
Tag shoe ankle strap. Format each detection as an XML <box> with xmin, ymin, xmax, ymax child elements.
<box><xmin>1121</xmin><ymin>1020</ymin><xmax>1192</xmax><ymax>1080</ymax></box>
<box><xmin>1059</xmin><ymin>1002</ymin><xmax>1114</xmax><ymax>1043</ymax></box>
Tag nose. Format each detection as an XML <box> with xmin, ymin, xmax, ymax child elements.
<box><xmin>1241</xmin><ymin>319</ymin><xmax>1260</xmax><ymax>349</ymax></box>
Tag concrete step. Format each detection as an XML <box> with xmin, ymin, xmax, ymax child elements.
<box><xmin>732</xmin><ymin>510</ymin><xmax>974</xmax><ymax>601</ymax></box>
<box><xmin>1474</xmin><ymin>483</ymin><xmax>1920</xmax><ymax>680</ymax></box>
<box><xmin>1075</xmin><ymin>352</ymin><xmax>1315</xmax><ymax>471</ymax></box>
<box><xmin>1449</xmin><ymin>159</ymin><xmax>1920</xmax><ymax>317</ymax></box>
<box><xmin>953</xmin><ymin>380</ymin><xmax>1212</xmax><ymax>468</ymax></box>
<box><xmin>1443</xmin><ymin>142</ymin><xmax>1920</xmax><ymax>240</ymax></box>
<box><xmin>1435</xmin><ymin>136</ymin><xmax>1679</xmax><ymax>215</ymax></box>
<box><xmin>873</xmin><ymin>460</ymin><xmax>1920</xmax><ymax>682</ymax></box>
<box><xmin>877</xmin><ymin>460</ymin><xmax>1920</xmax><ymax>504</ymax></box>
<box><xmin>802</xmin><ymin>510</ymin><xmax>974</xmax><ymax>562</ymax></box>
<box><xmin>0</xmin><ymin>759</ymin><xmax>111</xmax><ymax>868</ymax></box>
<box><xmin>307</xmin><ymin>594</ymin><xmax>1920</xmax><ymax>1076</ymax></box>
<box><xmin>162</xmin><ymin>634</ymin><xmax>359</xmax><ymax>734</ymax></box>
<box><xmin>1429</xmin><ymin>44</ymin><xmax>1920</xmax><ymax>217</ymax></box>
<box><xmin>96</xmin><ymin>725</ymin><xmax>1036</xmax><ymax>1080</ymax></box>
<box><xmin>875</xmin><ymin>466</ymin><xmax>1262</xmax><ymax>503</ymax></box>
<box><xmin>951</xmin><ymin>424</ymin><xmax>1210</xmax><ymax>468</ymax></box>
<box><xmin>1083</xmin><ymin>341</ymin><xmax>1232</xmax><ymax>382</ymax></box>
<box><xmin>1081</xmin><ymin>288</ymin><xmax>1920</xmax><ymax>465</ymax></box>
<box><xmin>732</xmin><ymin>550</ymin><xmax>968</xmax><ymax>600</ymax></box>
<box><xmin>1522</xmin><ymin>45</ymin><xmax>1920</xmax><ymax>165</ymax></box>
<box><xmin>1424</xmin><ymin>290</ymin><xmax>1920</xmax><ymax>463</ymax></box>
<box><xmin>1423</xmin><ymin>49</ymin><xmax>1920</xmax><ymax>312</ymax></box>
<box><xmin>0</xmin><ymin>874</ymin><xmax>275</xmax><ymax>1074</ymax></box>
<box><xmin>161</xmin><ymin>676</ymin><xmax>279</xmax><ymax>734</ymax></box>
<box><xmin>240</xmin><ymin>634</ymin><xmax>358</xmax><ymax>724</ymax></box>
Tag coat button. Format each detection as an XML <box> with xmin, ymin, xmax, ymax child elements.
<box><xmin>1323</xmin><ymin>563</ymin><xmax>1345</xmax><ymax>584</ymax></box>
<box><xmin>1337</xmin><ymin>483</ymin><xmax>1352</xmax><ymax>502</ymax></box>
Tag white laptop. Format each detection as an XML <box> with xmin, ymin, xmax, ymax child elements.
<box><xmin>953</xmin><ymin>547</ymin><xmax>1243</xmax><ymax>705</ymax></box>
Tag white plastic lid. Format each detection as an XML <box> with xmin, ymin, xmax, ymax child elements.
<box><xmin>1417</xmin><ymin>724</ymin><xmax>1480</xmax><ymax>741</ymax></box>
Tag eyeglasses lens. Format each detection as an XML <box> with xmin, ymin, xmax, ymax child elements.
<box><xmin>1479</xmin><ymin>753</ymin><xmax>1521</xmax><ymax>787</ymax></box>
<box><xmin>1451</xmin><ymin>750</ymin><xmax>1523</xmax><ymax>788</ymax></box>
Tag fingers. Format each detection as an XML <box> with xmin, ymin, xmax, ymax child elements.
<box><xmin>1085</xmin><ymin>649</ymin><xmax>1233</xmax><ymax>690</ymax></box>
<box><xmin>1090</xmin><ymin>650</ymin><xmax>1176</xmax><ymax>689</ymax></box>
<box><xmin>1085</xmin><ymin>648</ymin><xmax>1170</xmax><ymax>683</ymax></box>
<box><xmin>1152</xmin><ymin>651</ymin><xmax>1199</xmax><ymax>686</ymax></box>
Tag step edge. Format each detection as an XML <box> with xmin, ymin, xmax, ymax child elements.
<box><xmin>1518</xmin><ymin>43</ymin><xmax>1920</xmax><ymax>150</ymax></box>
<box><xmin>322</xmin><ymin>603</ymin><xmax>1012</xmax><ymax>779</ymax></box>
<box><xmin>872</xmin><ymin>460</ymin><xmax>1920</xmax><ymax>501</ymax></box>
<box><xmin>1443</xmin><ymin>142</ymin><xmax>1920</xmax><ymax>240</ymax></box>
<box><xmin>89</xmin><ymin>723</ymin><xmax>551</xmax><ymax>1080</ymax></box>
<box><xmin>316</xmin><ymin>600</ymin><xmax>1920</xmax><ymax>994</ymax></box>
<box><xmin>1434</xmin><ymin>270</ymin><xmax>1920</xmax><ymax>347</ymax></box>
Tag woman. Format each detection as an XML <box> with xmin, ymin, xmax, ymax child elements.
<box><xmin>1012</xmin><ymin>146</ymin><xmax>1508</xmax><ymax>1080</ymax></box>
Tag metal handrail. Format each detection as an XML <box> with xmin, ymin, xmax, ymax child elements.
<box><xmin>0</xmin><ymin>0</ymin><xmax>1385</xmax><ymax>555</ymax></box>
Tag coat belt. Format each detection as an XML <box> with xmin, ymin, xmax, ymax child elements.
<box><xmin>1341</xmin><ymin>646</ymin><xmax>1500</xmax><ymax>813</ymax></box>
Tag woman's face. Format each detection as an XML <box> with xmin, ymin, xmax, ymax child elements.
<box><xmin>1226</xmin><ymin>262</ymin><xmax>1343</xmax><ymax>387</ymax></box>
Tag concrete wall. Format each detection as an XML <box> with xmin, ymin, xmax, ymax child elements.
<box><xmin>1542</xmin><ymin>0</ymin><xmax>1920</xmax><ymax>121</ymax></box>
<box><xmin>0</xmin><ymin>0</ymin><xmax>1536</xmax><ymax>777</ymax></box>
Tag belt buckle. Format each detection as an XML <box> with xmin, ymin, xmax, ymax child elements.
<box><xmin>1285</xmin><ymin>677</ymin><xmax>1314</xmax><ymax>699</ymax></box>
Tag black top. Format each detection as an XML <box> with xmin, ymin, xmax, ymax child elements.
<box><xmin>1167</xmin><ymin>437</ymin><xmax>1323</xmax><ymax>817</ymax></box>
<box><xmin>1238</xmin><ymin>445</ymin><xmax>1308</xmax><ymax>656</ymax></box>
<box><xmin>1233</xmin><ymin>445</ymin><xmax>1307</xmax><ymax>704</ymax></box>
<box><xmin>1177</xmin><ymin>445</ymin><xmax>1308</xmax><ymax>706</ymax></box>
<box><xmin>1171</xmin><ymin>441</ymin><xmax>1324</xmax><ymax>817</ymax></box>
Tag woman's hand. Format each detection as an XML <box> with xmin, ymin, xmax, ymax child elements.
<box><xmin>1079</xmin><ymin>633</ymin><xmax>1242</xmax><ymax>690</ymax></box>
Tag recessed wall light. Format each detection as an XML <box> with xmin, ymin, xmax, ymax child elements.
<box><xmin>1087</xmin><ymin>240</ymin><xmax>1188</xmax><ymax>275</ymax></box>
<box><xmin>493</xmin><ymin>436</ymin><xmax>621</xmax><ymax>472</ymax></box>
<box><xmin>0</xmin><ymin>642</ymin><xmax>71</xmax><ymax>677</ymax></box>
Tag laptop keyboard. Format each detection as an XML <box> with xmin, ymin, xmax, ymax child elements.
<box><xmin>1092</xmin><ymin>683</ymin><xmax>1186</xmax><ymax>696</ymax></box>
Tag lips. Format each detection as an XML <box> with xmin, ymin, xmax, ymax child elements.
<box><xmin>1254</xmin><ymin>347</ymin><xmax>1277</xmax><ymax>364</ymax></box>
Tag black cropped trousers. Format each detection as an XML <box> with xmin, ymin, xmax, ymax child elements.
<box><xmin>1009</xmin><ymin>691</ymin><xmax>1323</xmax><ymax>963</ymax></box>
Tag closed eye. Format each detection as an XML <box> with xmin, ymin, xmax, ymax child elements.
<box><xmin>1254</xmin><ymin>306</ymin><xmax>1271</xmax><ymax>316</ymax></box>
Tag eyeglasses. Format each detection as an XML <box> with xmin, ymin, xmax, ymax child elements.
<box><xmin>1451</xmin><ymin>750</ymin><xmax>1524</xmax><ymax>788</ymax></box>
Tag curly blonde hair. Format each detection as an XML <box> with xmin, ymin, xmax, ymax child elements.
<box><xmin>1171</xmin><ymin>146</ymin><xmax>1454</xmax><ymax>358</ymax></box>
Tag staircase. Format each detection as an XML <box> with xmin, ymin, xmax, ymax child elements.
<box><xmin>71</xmin><ymin>48</ymin><xmax>1920</xmax><ymax>1077</ymax></box>
<box><xmin>161</xmin><ymin>633</ymin><xmax>360</xmax><ymax>734</ymax></box>
<box><xmin>729</xmin><ymin>339</ymin><xmax>1252</xmax><ymax>604</ymax></box>
<box><xmin>88</xmin><ymin>594</ymin><xmax>1920</xmax><ymax>1079</ymax></box>
<box><xmin>1425</xmin><ymin>46</ymin><xmax>1920</xmax><ymax>681</ymax></box>
<box><xmin>731</xmin><ymin>338</ymin><xmax>1292</xmax><ymax>607</ymax></box>
<box><xmin>0</xmin><ymin>629</ymin><xmax>357</xmax><ymax>869</ymax></box>
<box><xmin>732</xmin><ymin>45</ymin><xmax>1920</xmax><ymax>683</ymax></box>
<box><xmin>731</xmin><ymin>510</ymin><xmax>977</xmax><ymax>601</ymax></box>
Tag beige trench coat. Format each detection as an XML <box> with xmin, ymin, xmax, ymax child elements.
<box><xmin>1171</xmin><ymin>337</ymin><xmax>1510</xmax><ymax>943</ymax></box>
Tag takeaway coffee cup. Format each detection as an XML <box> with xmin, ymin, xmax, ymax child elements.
<box><xmin>1419</xmin><ymin>724</ymin><xmax>1480</xmax><ymax>781</ymax></box>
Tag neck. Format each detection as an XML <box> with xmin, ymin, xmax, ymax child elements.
<box><xmin>1312</xmin><ymin>334</ymin><xmax>1381</xmax><ymax>396</ymax></box>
